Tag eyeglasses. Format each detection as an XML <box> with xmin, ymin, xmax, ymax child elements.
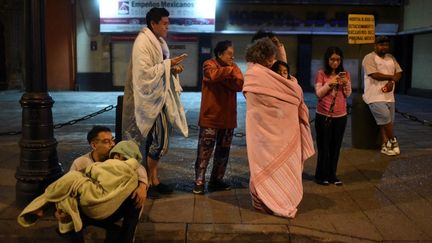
<box><xmin>94</xmin><ymin>138</ymin><xmax>115</xmax><ymax>145</ymax></box>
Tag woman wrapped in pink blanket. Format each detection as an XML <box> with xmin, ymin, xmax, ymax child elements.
<box><xmin>243</xmin><ymin>38</ymin><xmax>315</xmax><ymax>218</ymax></box>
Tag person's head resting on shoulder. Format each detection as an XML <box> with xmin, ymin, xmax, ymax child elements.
<box><xmin>87</xmin><ymin>125</ymin><xmax>115</xmax><ymax>162</ymax></box>
<box><xmin>146</xmin><ymin>7</ymin><xmax>170</xmax><ymax>38</ymax></box>
<box><xmin>109</xmin><ymin>140</ymin><xmax>143</xmax><ymax>163</ymax></box>
<box><xmin>271</xmin><ymin>60</ymin><xmax>290</xmax><ymax>80</ymax></box>
<box><xmin>245</xmin><ymin>37</ymin><xmax>277</xmax><ymax>69</ymax></box>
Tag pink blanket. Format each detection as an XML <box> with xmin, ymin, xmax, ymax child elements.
<box><xmin>243</xmin><ymin>63</ymin><xmax>315</xmax><ymax>218</ymax></box>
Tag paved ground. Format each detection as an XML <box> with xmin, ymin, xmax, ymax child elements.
<box><xmin>0</xmin><ymin>90</ymin><xmax>431</xmax><ymax>242</ymax></box>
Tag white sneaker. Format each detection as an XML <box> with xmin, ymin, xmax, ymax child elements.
<box><xmin>390</xmin><ymin>137</ymin><xmax>400</xmax><ymax>155</ymax></box>
<box><xmin>381</xmin><ymin>141</ymin><xmax>396</xmax><ymax>156</ymax></box>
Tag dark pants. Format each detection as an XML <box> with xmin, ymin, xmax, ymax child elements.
<box><xmin>194</xmin><ymin>127</ymin><xmax>234</xmax><ymax>185</ymax></box>
<box><xmin>146</xmin><ymin>111</ymin><xmax>170</xmax><ymax>161</ymax></box>
<box><xmin>60</xmin><ymin>197</ymin><xmax>141</xmax><ymax>243</ymax></box>
<box><xmin>314</xmin><ymin>113</ymin><xmax>347</xmax><ymax>181</ymax></box>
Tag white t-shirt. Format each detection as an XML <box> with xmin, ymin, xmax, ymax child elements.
<box><xmin>70</xmin><ymin>152</ymin><xmax>148</xmax><ymax>184</ymax></box>
<box><xmin>362</xmin><ymin>52</ymin><xmax>402</xmax><ymax>104</ymax></box>
<box><xmin>70</xmin><ymin>152</ymin><xmax>93</xmax><ymax>172</ymax></box>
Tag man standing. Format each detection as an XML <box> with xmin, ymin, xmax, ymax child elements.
<box><xmin>362</xmin><ymin>36</ymin><xmax>402</xmax><ymax>156</ymax></box>
<box><xmin>122</xmin><ymin>7</ymin><xmax>189</xmax><ymax>196</ymax></box>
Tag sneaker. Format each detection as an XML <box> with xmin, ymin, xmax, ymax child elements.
<box><xmin>330</xmin><ymin>178</ymin><xmax>343</xmax><ymax>186</ymax></box>
<box><xmin>315</xmin><ymin>179</ymin><xmax>330</xmax><ymax>186</ymax></box>
<box><xmin>381</xmin><ymin>141</ymin><xmax>397</xmax><ymax>156</ymax></box>
<box><xmin>208</xmin><ymin>180</ymin><xmax>231</xmax><ymax>191</ymax></box>
<box><xmin>390</xmin><ymin>137</ymin><xmax>400</xmax><ymax>155</ymax></box>
<box><xmin>154</xmin><ymin>183</ymin><xmax>173</xmax><ymax>194</ymax></box>
<box><xmin>192</xmin><ymin>183</ymin><xmax>205</xmax><ymax>195</ymax></box>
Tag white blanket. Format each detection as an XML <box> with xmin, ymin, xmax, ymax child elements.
<box><xmin>122</xmin><ymin>27</ymin><xmax>188</xmax><ymax>141</ymax></box>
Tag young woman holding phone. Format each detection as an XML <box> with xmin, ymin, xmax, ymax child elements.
<box><xmin>314</xmin><ymin>46</ymin><xmax>352</xmax><ymax>186</ymax></box>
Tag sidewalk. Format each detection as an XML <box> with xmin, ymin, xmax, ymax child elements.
<box><xmin>0</xmin><ymin>90</ymin><xmax>431</xmax><ymax>242</ymax></box>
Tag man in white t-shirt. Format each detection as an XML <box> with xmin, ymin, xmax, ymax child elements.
<box><xmin>362</xmin><ymin>36</ymin><xmax>403</xmax><ymax>156</ymax></box>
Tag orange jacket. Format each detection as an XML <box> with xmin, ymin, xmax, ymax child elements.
<box><xmin>198</xmin><ymin>58</ymin><xmax>244</xmax><ymax>128</ymax></box>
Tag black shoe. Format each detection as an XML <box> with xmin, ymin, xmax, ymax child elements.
<box><xmin>330</xmin><ymin>178</ymin><xmax>343</xmax><ymax>186</ymax></box>
<box><xmin>154</xmin><ymin>183</ymin><xmax>173</xmax><ymax>194</ymax></box>
<box><xmin>315</xmin><ymin>179</ymin><xmax>330</xmax><ymax>186</ymax></box>
<box><xmin>147</xmin><ymin>186</ymin><xmax>161</xmax><ymax>199</ymax></box>
<box><xmin>208</xmin><ymin>180</ymin><xmax>231</xmax><ymax>191</ymax></box>
<box><xmin>192</xmin><ymin>183</ymin><xmax>205</xmax><ymax>195</ymax></box>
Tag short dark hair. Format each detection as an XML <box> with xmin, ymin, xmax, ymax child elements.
<box><xmin>87</xmin><ymin>126</ymin><xmax>111</xmax><ymax>144</ymax></box>
<box><xmin>214</xmin><ymin>40</ymin><xmax>233</xmax><ymax>57</ymax></box>
<box><xmin>375</xmin><ymin>35</ymin><xmax>390</xmax><ymax>44</ymax></box>
<box><xmin>245</xmin><ymin>37</ymin><xmax>277</xmax><ymax>65</ymax></box>
<box><xmin>323</xmin><ymin>46</ymin><xmax>345</xmax><ymax>75</ymax></box>
<box><xmin>146</xmin><ymin>7</ymin><xmax>169</xmax><ymax>29</ymax></box>
<box><xmin>251</xmin><ymin>30</ymin><xmax>275</xmax><ymax>43</ymax></box>
<box><xmin>271</xmin><ymin>60</ymin><xmax>290</xmax><ymax>76</ymax></box>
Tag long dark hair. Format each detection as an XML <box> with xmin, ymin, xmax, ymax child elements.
<box><xmin>323</xmin><ymin>46</ymin><xmax>344</xmax><ymax>75</ymax></box>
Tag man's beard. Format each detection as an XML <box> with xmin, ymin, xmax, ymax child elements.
<box><xmin>377</xmin><ymin>50</ymin><xmax>387</xmax><ymax>57</ymax></box>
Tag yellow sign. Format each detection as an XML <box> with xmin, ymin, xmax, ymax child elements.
<box><xmin>348</xmin><ymin>14</ymin><xmax>375</xmax><ymax>44</ymax></box>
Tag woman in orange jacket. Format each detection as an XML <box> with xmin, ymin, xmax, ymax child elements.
<box><xmin>193</xmin><ymin>40</ymin><xmax>244</xmax><ymax>195</ymax></box>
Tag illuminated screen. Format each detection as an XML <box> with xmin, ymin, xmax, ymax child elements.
<box><xmin>99</xmin><ymin>0</ymin><xmax>216</xmax><ymax>33</ymax></box>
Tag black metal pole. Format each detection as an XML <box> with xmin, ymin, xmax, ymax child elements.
<box><xmin>0</xmin><ymin>19</ymin><xmax>6</xmax><ymax>90</ymax></box>
<box><xmin>15</xmin><ymin>0</ymin><xmax>63</xmax><ymax>207</ymax></box>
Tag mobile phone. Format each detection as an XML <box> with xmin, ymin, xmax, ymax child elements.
<box><xmin>338</xmin><ymin>71</ymin><xmax>346</xmax><ymax>76</ymax></box>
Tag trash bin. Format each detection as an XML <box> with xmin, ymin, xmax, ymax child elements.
<box><xmin>351</xmin><ymin>94</ymin><xmax>381</xmax><ymax>149</ymax></box>
<box><xmin>115</xmin><ymin>95</ymin><xmax>123</xmax><ymax>144</ymax></box>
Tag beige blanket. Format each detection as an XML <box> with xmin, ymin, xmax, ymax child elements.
<box><xmin>18</xmin><ymin>158</ymin><xmax>139</xmax><ymax>232</ymax></box>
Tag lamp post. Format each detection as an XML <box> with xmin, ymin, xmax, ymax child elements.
<box><xmin>15</xmin><ymin>0</ymin><xmax>63</xmax><ymax>207</ymax></box>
